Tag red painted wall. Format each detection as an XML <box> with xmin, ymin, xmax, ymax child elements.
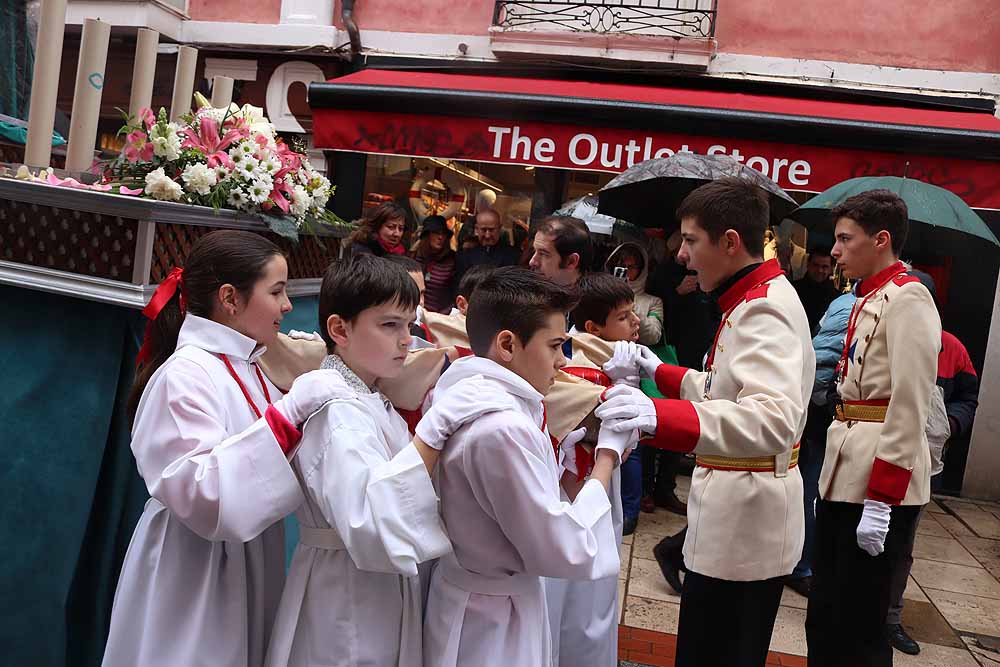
<box><xmin>714</xmin><ymin>1</ymin><xmax>1000</xmax><ymax>73</ymax></box>
<box><xmin>187</xmin><ymin>0</ymin><xmax>281</xmax><ymax>23</ymax></box>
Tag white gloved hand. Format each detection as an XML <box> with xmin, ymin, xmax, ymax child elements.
<box><xmin>272</xmin><ymin>369</ymin><xmax>352</xmax><ymax>425</ymax></box>
<box><xmin>596</xmin><ymin>419</ymin><xmax>640</xmax><ymax>465</ymax></box>
<box><xmin>636</xmin><ymin>344</ymin><xmax>662</xmax><ymax>381</ymax></box>
<box><xmin>414</xmin><ymin>304</ymin><xmax>425</xmax><ymax>326</ymax></box>
<box><xmin>856</xmin><ymin>499</ymin><xmax>892</xmax><ymax>556</ymax></box>
<box><xmin>287</xmin><ymin>329</ymin><xmax>323</xmax><ymax>341</ymax></box>
<box><xmin>603</xmin><ymin>341</ymin><xmax>640</xmax><ymax>388</ymax></box>
<box><xmin>416</xmin><ymin>379</ymin><xmax>517</xmax><ymax>450</ymax></box>
<box><xmin>558</xmin><ymin>427</ymin><xmax>588</xmax><ymax>477</ymax></box>
<box><xmin>595</xmin><ymin>384</ymin><xmax>658</xmax><ymax>435</ymax></box>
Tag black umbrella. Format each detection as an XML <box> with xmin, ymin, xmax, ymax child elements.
<box><xmin>598</xmin><ymin>153</ymin><xmax>798</xmax><ymax>229</ymax></box>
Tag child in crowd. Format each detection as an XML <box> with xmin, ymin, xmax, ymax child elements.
<box><xmin>418</xmin><ymin>267</ymin><xmax>631</xmax><ymax>667</ymax></box>
<box><xmin>384</xmin><ymin>255</ymin><xmax>432</xmax><ymax>345</ymax></box>
<box><xmin>546</xmin><ymin>271</ymin><xmax>641</xmax><ymax>667</ymax></box>
<box><xmin>103</xmin><ymin>231</ymin><xmax>350</xmax><ymax>667</ymax></box>
<box><xmin>452</xmin><ymin>264</ymin><xmax>495</xmax><ymax>316</ymax></box>
<box><xmin>266</xmin><ymin>254</ymin><xmax>507</xmax><ymax>667</ymax></box>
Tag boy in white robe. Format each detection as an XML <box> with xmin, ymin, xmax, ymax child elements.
<box><xmin>417</xmin><ymin>267</ymin><xmax>632</xmax><ymax>667</ymax></box>
<box><xmin>266</xmin><ymin>255</ymin><xmax>506</xmax><ymax>667</ymax></box>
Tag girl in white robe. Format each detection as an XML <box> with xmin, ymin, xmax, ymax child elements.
<box><xmin>102</xmin><ymin>231</ymin><xmax>351</xmax><ymax>667</ymax></box>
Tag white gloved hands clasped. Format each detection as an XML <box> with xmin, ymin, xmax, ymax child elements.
<box><xmin>416</xmin><ymin>380</ymin><xmax>517</xmax><ymax>450</ymax></box>
<box><xmin>272</xmin><ymin>369</ymin><xmax>352</xmax><ymax>425</ymax></box>
<box><xmin>856</xmin><ymin>498</ymin><xmax>892</xmax><ymax>556</ymax></box>
<box><xmin>636</xmin><ymin>344</ymin><xmax>662</xmax><ymax>381</ymax></box>
<box><xmin>603</xmin><ymin>341</ymin><xmax>641</xmax><ymax>387</ymax></box>
<box><xmin>595</xmin><ymin>384</ymin><xmax>658</xmax><ymax>436</ymax></box>
<box><xmin>558</xmin><ymin>427</ymin><xmax>588</xmax><ymax>477</ymax></box>
<box><xmin>596</xmin><ymin>419</ymin><xmax>640</xmax><ymax>465</ymax></box>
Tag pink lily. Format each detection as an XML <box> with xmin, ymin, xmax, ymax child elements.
<box><xmin>139</xmin><ymin>107</ymin><xmax>156</xmax><ymax>131</ymax></box>
<box><xmin>124</xmin><ymin>129</ymin><xmax>154</xmax><ymax>163</ymax></box>
<box><xmin>180</xmin><ymin>116</ymin><xmax>248</xmax><ymax>169</ymax></box>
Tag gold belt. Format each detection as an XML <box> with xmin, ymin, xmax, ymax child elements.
<box><xmin>696</xmin><ymin>444</ymin><xmax>799</xmax><ymax>472</ymax></box>
<box><xmin>834</xmin><ymin>400</ymin><xmax>889</xmax><ymax>423</ymax></box>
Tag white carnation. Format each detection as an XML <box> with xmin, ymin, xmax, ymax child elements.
<box><xmin>289</xmin><ymin>184</ymin><xmax>311</xmax><ymax>217</ymax></box>
<box><xmin>144</xmin><ymin>168</ymin><xmax>182</xmax><ymax>201</ymax></box>
<box><xmin>181</xmin><ymin>163</ymin><xmax>218</xmax><ymax>195</ymax></box>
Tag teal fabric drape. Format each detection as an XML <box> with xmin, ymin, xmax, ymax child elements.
<box><xmin>0</xmin><ymin>285</ymin><xmax>148</xmax><ymax>667</ymax></box>
<box><xmin>0</xmin><ymin>287</ymin><xmax>321</xmax><ymax>667</ymax></box>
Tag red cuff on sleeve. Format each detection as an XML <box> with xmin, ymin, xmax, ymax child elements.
<box><xmin>866</xmin><ymin>457</ymin><xmax>913</xmax><ymax>505</ymax></box>
<box><xmin>654</xmin><ymin>364</ymin><xmax>691</xmax><ymax>399</ymax></box>
<box><xmin>575</xmin><ymin>443</ymin><xmax>594</xmax><ymax>482</ymax></box>
<box><xmin>649</xmin><ymin>399</ymin><xmax>700</xmax><ymax>453</ymax></box>
<box><xmin>265</xmin><ymin>405</ymin><xmax>302</xmax><ymax>456</ymax></box>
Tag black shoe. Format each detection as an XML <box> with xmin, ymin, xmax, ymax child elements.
<box><xmin>652</xmin><ymin>540</ymin><xmax>684</xmax><ymax>595</ymax></box>
<box><xmin>887</xmin><ymin>624</ymin><xmax>920</xmax><ymax>655</ymax></box>
<box><xmin>780</xmin><ymin>574</ymin><xmax>811</xmax><ymax>598</ymax></box>
<box><xmin>654</xmin><ymin>491</ymin><xmax>687</xmax><ymax>516</ymax></box>
<box><xmin>623</xmin><ymin>515</ymin><xmax>638</xmax><ymax>536</ymax></box>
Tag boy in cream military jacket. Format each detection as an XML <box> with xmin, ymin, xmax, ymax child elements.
<box><xmin>805</xmin><ymin>190</ymin><xmax>941</xmax><ymax>667</ymax></box>
<box><xmin>597</xmin><ymin>178</ymin><xmax>813</xmax><ymax>667</ymax></box>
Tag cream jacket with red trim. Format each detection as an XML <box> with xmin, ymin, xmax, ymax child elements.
<box><xmin>648</xmin><ymin>262</ymin><xmax>814</xmax><ymax>581</ymax></box>
<box><xmin>820</xmin><ymin>266</ymin><xmax>941</xmax><ymax>507</ymax></box>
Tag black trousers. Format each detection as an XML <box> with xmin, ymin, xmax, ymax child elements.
<box><xmin>641</xmin><ymin>445</ymin><xmax>680</xmax><ymax>499</ymax></box>
<box><xmin>675</xmin><ymin>571</ymin><xmax>784</xmax><ymax>667</ymax></box>
<box><xmin>805</xmin><ymin>499</ymin><xmax>923</xmax><ymax>667</ymax></box>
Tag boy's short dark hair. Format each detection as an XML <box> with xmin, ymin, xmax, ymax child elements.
<box><xmin>318</xmin><ymin>254</ymin><xmax>420</xmax><ymax>352</ymax></box>
<box><xmin>676</xmin><ymin>177</ymin><xmax>769</xmax><ymax>257</ymax></box>
<box><xmin>467</xmin><ymin>266</ymin><xmax>579</xmax><ymax>356</ymax></box>
<box><xmin>383</xmin><ymin>254</ymin><xmax>423</xmax><ymax>274</ymax></box>
<box><xmin>830</xmin><ymin>189</ymin><xmax>909</xmax><ymax>256</ymax></box>
<box><xmin>571</xmin><ymin>272</ymin><xmax>635</xmax><ymax>331</ymax></box>
<box><xmin>536</xmin><ymin>216</ymin><xmax>594</xmax><ymax>270</ymax></box>
<box><xmin>457</xmin><ymin>264</ymin><xmax>495</xmax><ymax>300</ymax></box>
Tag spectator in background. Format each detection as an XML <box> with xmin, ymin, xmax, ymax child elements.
<box><xmin>347</xmin><ymin>202</ymin><xmax>408</xmax><ymax>258</ymax></box>
<box><xmin>412</xmin><ymin>215</ymin><xmax>456</xmax><ymax>314</ymax></box>
<box><xmin>454</xmin><ymin>209</ymin><xmax>520</xmax><ymax>284</ymax></box>
<box><xmin>606</xmin><ymin>242</ymin><xmax>665</xmax><ymax>347</ymax></box>
<box><xmin>794</xmin><ymin>249</ymin><xmax>841</xmax><ymax>332</ymax></box>
<box><xmin>529</xmin><ymin>215</ymin><xmax>592</xmax><ymax>286</ymax></box>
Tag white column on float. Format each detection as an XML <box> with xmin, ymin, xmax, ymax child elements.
<box><xmin>129</xmin><ymin>28</ymin><xmax>160</xmax><ymax>119</ymax></box>
<box><xmin>65</xmin><ymin>18</ymin><xmax>112</xmax><ymax>173</ymax></box>
<box><xmin>169</xmin><ymin>45</ymin><xmax>199</xmax><ymax>121</ymax></box>
<box><xmin>23</xmin><ymin>0</ymin><xmax>68</xmax><ymax>169</ymax></box>
<box><xmin>210</xmin><ymin>75</ymin><xmax>234</xmax><ymax>109</ymax></box>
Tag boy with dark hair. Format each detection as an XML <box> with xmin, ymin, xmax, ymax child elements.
<box><xmin>453</xmin><ymin>264</ymin><xmax>494</xmax><ymax>316</ymax></box>
<box><xmin>420</xmin><ymin>266</ymin><xmax>627</xmax><ymax>667</ymax></box>
<box><xmin>571</xmin><ymin>271</ymin><xmax>640</xmax><ymax>341</ymax></box>
<box><xmin>529</xmin><ymin>215</ymin><xmax>593</xmax><ymax>286</ymax></box>
<box><xmin>267</xmin><ymin>254</ymin><xmax>500</xmax><ymax>667</ymax></box>
<box><xmin>805</xmin><ymin>190</ymin><xmax>940</xmax><ymax>667</ymax></box>
<box><xmin>596</xmin><ymin>177</ymin><xmax>814</xmax><ymax>667</ymax></box>
<box><xmin>383</xmin><ymin>254</ymin><xmax>431</xmax><ymax>343</ymax></box>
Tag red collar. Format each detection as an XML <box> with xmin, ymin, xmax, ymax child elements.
<box><xmin>717</xmin><ymin>259</ymin><xmax>784</xmax><ymax>313</ymax></box>
<box><xmin>857</xmin><ymin>260</ymin><xmax>906</xmax><ymax>297</ymax></box>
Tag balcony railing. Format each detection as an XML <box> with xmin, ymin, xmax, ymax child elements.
<box><xmin>492</xmin><ymin>0</ymin><xmax>717</xmax><ymax>39</ymax></box>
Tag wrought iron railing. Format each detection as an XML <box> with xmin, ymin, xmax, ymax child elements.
<box><xmin>492</xmin><ymin>0</ymin><xmax>717</xmax><ymax>38</ymax></box>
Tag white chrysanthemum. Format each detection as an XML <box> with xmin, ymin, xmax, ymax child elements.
<box><xmin>228</xmin><ymin>187</ymin><xmax>249</xmax><ymax>210</ymax></box>
<box><xmin>144</xmin><ymin>168</ymin><xmax>182</xmax><ymax>201</ymax></box>
<box><xmin>180</xmin><ymin>163</ymin><xmax>218</xmax><ymax>196</ymax></box>
<box><xmin>253</xmin><ymin>172</ymin><xmax>274</xmax><ymax>191</ymax></box>
<box><xmin>235</xmin><ymin>161</ymin><xmax>257</xmax><ymax>182</ymax></box>
<box><xmin>289</xmin><ymin>184</ymin><xmax>311</xmax><ymax>217</ymax></box>
<box><xmin>247</xmin><ymin>180</ymin><xmax>271</xmax><ymax>205</ymax></box>
<box><xmin>258</xmin><ymin>156</ymin><xmax>281</xmax><ymax>176</ymax></box>
<box><xmin>214</xmin><ymin>165</ymin><xmax>231</xmax><ymax>182</ymax></box>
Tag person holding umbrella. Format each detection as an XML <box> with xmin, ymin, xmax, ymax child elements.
<box><xmin>596</xmin><ymin>177</ymin><xmax>813</xmax><ymax>667</ymax></box>
<box><xmin>805</xmin><ymin>190</ymin><xmax>941</xmax><ymax>667</ymax></box>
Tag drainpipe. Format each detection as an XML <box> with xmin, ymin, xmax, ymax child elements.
<box><xmin>341</xmin><ymin>0</ymin><xmax>361</xmax><ymax>62</ymax></box>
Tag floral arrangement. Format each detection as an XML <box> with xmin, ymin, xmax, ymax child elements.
<box><xmin>107</xmin><ymin>93</ymin><xmax>349</xmax><ymax>237</ymax></box>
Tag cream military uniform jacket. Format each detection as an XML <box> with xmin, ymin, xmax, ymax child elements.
<box><xmin>648</xmin><ymin>260</ymin><xmax>814</xmax><ymax>581</ymax></box>
<box><xmin>820</xmin><ymin>261</ymin><xmax>941</xmax><ymax>507</ymax></box>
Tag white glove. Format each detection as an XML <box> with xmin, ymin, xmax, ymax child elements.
<box><xmin>416</xmin><ymin>379</ymin><xmax>517</xmax><ymax>450</ymax></box>
<box><xmin>272</xmin><ymin>369</ymin><xmax>352</xmax><ymax>425</ymax></box>
<box><xmin>558</xmin><ymin>427</ymin><xmax>588</xmax><ymax>477</ymax></box>
<box><xmin>636</xmin><ymin>344</ymin><xmax>662</xmax><ymax>380</ymax></box>
<box><xmin>856</xmin><ymin>499</ymin><xmax>892</xmax><ymax>556</ymax></box>
<box><xmin>603</xmin><ymin>341</ymin><xmax>640</xmax><ymax>387</ymax></box>
<box><xmin>287</xmin><ymin>329</ymin><xmax>323</xmax><ymax>341</ymax></box>
<box><xmin>596</xmin><ymin>419</ymin><xmax>640</xmax><ymax>465</ymax></box>
<box><xmin>595</xmin><ymin>384</ymin><xmax>658</xmax><ymax>435</ymax></box>
<box><xmin>414</xmin><ymin>304</ymin><xmax>425</xmax><ymax>326</ymax></box>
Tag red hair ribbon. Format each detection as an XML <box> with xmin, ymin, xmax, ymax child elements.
<box><xmin>135</xmin><ymin>267</ymin><xmax>186</xmax><ymax>368</ymax></box>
